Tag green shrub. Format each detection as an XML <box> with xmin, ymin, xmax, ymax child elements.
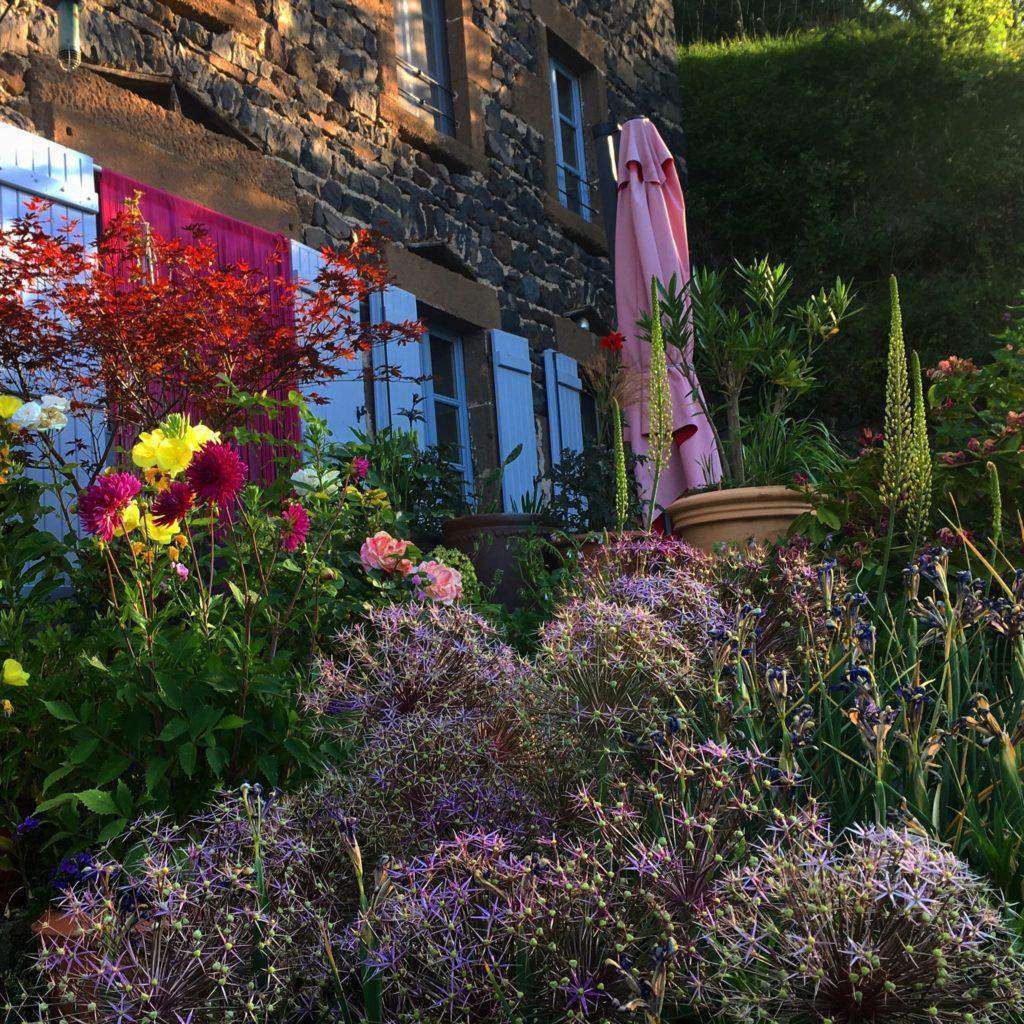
<box><xmin>679</xmin><ymin>21</ymin><xmax>1024</xmax><ymax>424</ymax></box>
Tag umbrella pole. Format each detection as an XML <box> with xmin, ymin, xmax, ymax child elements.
<box><xmin>591</xmin><ymin>120</ymin><xmax>621</xmax><ymax>279</ymax></box>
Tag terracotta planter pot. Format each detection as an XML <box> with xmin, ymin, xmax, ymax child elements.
<box><xmin>442</xmin><ymin>513</ymin><xmax>544</xmax><ymax>608</ymax></box>
<box><xmin>666</xmin><ymin>485</ymin><xmax>810</xmax><ymax>551</ymax></box>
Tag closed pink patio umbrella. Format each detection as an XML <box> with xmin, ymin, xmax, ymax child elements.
<box><xmin>614</xmin><ymin>117</ymin><xmax>721</xmax><ymax>515</ymax></box>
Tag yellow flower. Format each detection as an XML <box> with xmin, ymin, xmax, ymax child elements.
<box><xmin>118</xmin><ymin>502</ymin><xmax>141</xmax><ymax>535</ymax></box>
<box><xmin>0</xmin><ymin>395</ymin><xmax>23</xmax><ymax>419</ymax></box>
<box><xmin>132</xmin><ymin>429</ymin><xmax>166</xmax><ymax>470</ymax></box>
<box><xmin>155</xmin><ymin>436</ymin><xmax>193</xmax><ymax>476</ymax></box>
<box><xmin>144</xmin><ymin>467</ymin><xmax>172</xmax><ymax>492</ymax></box>
<box><xmin>185</xmin><ymin>422</ymin><xmax>220</xmax><ymax>451</ymax></box>
<box><xmin>2</xmin><ymin>698</ymin><xmax>12</xmax><ymax>716</ymax></box>
<box><xmin>141</xmin><ymin>513</ymin><xmax>178</xmax><ymax>546</ymax></box>
<box><xmin>3</xmin><ymin>658</ymin><xmax>29</xmax><ymax>687</ymax></box>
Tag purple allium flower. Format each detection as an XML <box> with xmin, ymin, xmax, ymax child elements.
<box><xmin>34</xmin><ymin>790</ymin><xmax>360</xmax><ymax>1023</ymax></box>
<box><xmin>698</xmin><ymin>823</ymin><xmax>1023</xmax><ymax>1023</ymax></box>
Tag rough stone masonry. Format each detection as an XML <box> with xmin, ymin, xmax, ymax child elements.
<box><xmin>0</xmin><ymin>0</ymin><xmax>682</xmax><ymax>480</ymax></box>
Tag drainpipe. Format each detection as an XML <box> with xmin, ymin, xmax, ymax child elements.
<box><xmin>591</xmin><ymin>119</ymin><xmax>621</xmax><ymax>279</ymax></box>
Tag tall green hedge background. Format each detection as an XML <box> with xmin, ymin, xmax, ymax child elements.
<box><xmin>679</xmin><ymin>22</ymin><xmax>1024</xmax><ymax>424</ymax></box>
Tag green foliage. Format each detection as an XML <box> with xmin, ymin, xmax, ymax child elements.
<box><xmin>543</xmin><ymin>441</ymin><xmax>643</xmax><ymax>534</ymax></box>
<box><xmin>681</xmin><ymin>259</ymin><xmax>854</xmax><ymax>485</ymax></box>
<box><xmin>645</xmin><ymin>280</ymin><xmax>675</xmax><ymax>527</ymax></box>
<box><xmin>884</xmin><ymin>0</ymin><xmax>1018</xmax><ymax>48</ymax></box>
<box><xmin>909</xmin><ymin>349</ymin><xmax>934</xmax><ymax>535</ymax></box>
<box><xmin>881</xmin><ymin>277</ymin><xmax>913</xmax><ymax>511</ymax></box>
<box><xmin>675</xmin><ymin>0</ymin><xmax>866</xmax><ymax>43</ymax></box>
<box><xmin>613</xmin><ymin>401</ymin><xmax>629</xmax><ymax>532</ymax></box>
<box><xmin>335</xmin><ymin>427</ymin><xmax>467</xmax><ymax>546</ymax></box>
<box><xmin>679</xmin><ymin>22</ymin><xmax>1024</xmax><ymax>424</ymax></box>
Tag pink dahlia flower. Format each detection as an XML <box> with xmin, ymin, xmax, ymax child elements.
<box><xmin>151</xmin><ymin>480</ymin><xmax>194</xmax><ymax>527</ymax></box>
<box><xmin>184</xmin><ymin>442</ymin><xmax>247</xmax><ymax>510</ymax></box>
<box><xmin>78</xmin><ymin>473</ymin><xmax>142</xmax><ymax>542</ymax></box>
<box><xmin>280</xmin><ymin>502</ymin><xmax>311</xmax><ymax>552</ymax></box>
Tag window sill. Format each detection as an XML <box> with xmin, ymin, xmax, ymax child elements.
<box><xmin>381</xmin><ymin>93</ymin><xmax>486</xmax><ymax>174</ymax></box>
<box><xmin>544</xmin><ymin>195</ymin><xmax>607</xmax><ymax>255</ymax></box>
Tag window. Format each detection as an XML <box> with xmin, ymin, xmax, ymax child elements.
<box><xmin>393</xmin><ymin>0</ymin><xmax>455</xmax><ymax>136</ymax></box>
<box><xmin>549</xmin><ymin>59</ymin><xmax>591</xmax><ymax>221</ymax></box>
<box><xmin>421</xmin><ymin>323</ymin><xmax>473</xmax><ymax>491</ymax></box>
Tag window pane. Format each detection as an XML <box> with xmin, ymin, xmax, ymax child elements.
<box><xmin>434</xmin><ymin>401</ymin><xmax>461</xmax><ymax>456</ymax></box>
<box><xmin>560</xmin><ymin>121</ymin><xmax>579</xmax><ymax>168</ymax></box>
<box><xmin>555</xmin><ymin>69</ymin><xmax>575</xmax><ymax>122</ymax></box>
<box><xmin>430</xmin><ymin>334</ymin><xmax>457</xmax><ymax>397</ymax></box>
<box><xmin>394</xmin><ymin>0</ymin><xmax>453</xmax><ymax>135</ymax></box>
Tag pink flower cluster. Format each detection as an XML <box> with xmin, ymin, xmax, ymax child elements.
<box><xmin>360</xmin><ymin>531</ymin><xmax>413</xmax><ymax>575</ymax></box>
<box><xmin>359</xmin><ymin>531</ymin><xmax>463</xmax><ymax>604</ymax></box>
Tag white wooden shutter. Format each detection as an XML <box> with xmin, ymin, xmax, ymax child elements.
<box><xmin>543</xmin><ymin>349</ymin><xmax>584</xmax><ymax>466</ymax></box>
<box><xmin>491</xmin><ymin>330</ymin><xmax>540</xmax><ymax>513</ymax></box>
<box><xmin>370</xmin><ymin>286</ymin><xmax>425</xmax><ymax>444</ymax></box>
<box><xmin>290</xmin><ymin>239</ymin><xmax>367</xmax><ymax>445</ymax></box>
<box><xmin>0</xmin><ymin>122</ymin><xmax>101</xmax><ymax>540</ymax></box>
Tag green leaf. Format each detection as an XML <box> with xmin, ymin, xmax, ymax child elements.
<box><xmin>68</xmin><ymin>737</ymin><xmax>100</xmax><ymax>765</ymax></box>
<box><xmin>215</xmin><ymin>715</ymin><xmax>247</xmax><ymax>731</ymax></box>
<box><xmin>157</xmin><ymin>717</ymin><xmax>188</xmax><ymax>742</ymax></box>
<box><xmin>76</xmin><ymin>789</ymin><xmax>119</xmax><ymax>816</ymax></box>
<box><xmin>42</xmin><ymin>700</ymin><xmax>77</xmax><ymax>723</ymax></box>
<box><xmin>178</xmin><ymin>742</ymin><xmax>197</xmax><ymax>778</ymax></box>
<box><xmin>34</xmin><ymin>793</ymin><xmax>74</xmax><ymax>814</ymax></box>
<box><xmin>97</xmin><ymin>818</ymin><xmax>129</xmax><ymax>843</ymax></box>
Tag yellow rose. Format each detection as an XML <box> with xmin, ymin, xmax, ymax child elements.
<box><xmin>155</xmin><ymin>436</ymin><xmax>193</xmax><ymax>476</ymax></box>
<box><xmin>0</xmin><ymin>395</ymin><xmax>23</xmax><ymax>419</ymax></box>
<box><xmin>132</xmin><ymin>429</ymin><xmax>166</xmax><ymax>470</ymax></box>
<box><xmin>185</xmin><ymin>422</ymin><xmax>220</xmax><ymax>451</ymax></box>
<box><xmin>141</xmin><ymin>514</ymin><xmax>178</xmax><ymax>546</ymax></box>
<box><xmin>3</xmin><ymin>658</ymin><xmax>29</xmax><ymax>687</ymax></box>
<box><xmin>118</xmin><ymin>502</ymin><xmax>141</xmax><ymax>535</ymax></box>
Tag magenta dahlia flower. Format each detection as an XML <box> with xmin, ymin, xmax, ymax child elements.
<box><xmin>152</xmin><ymin>480</ymin><xmax>194</xmax><ymax>527</ymax></box>
<box><xmin>78</xmin><ymin>472</ymin><xmax>142</xmax><ymax>541</ymax></box>
<box><xmin>184</xmin><ymin>442</ymin><xmax>247</xmax><ymax>510</ymax></box>
<box><xmin>280</xmin><ymin>502</ymin><xmax>310</xmax><ymax>552</ymax></box>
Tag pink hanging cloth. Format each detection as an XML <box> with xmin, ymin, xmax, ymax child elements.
<box><xmin>97</xmin><ymin>170</ymin><xmax>298</xmax><ymax>484</ymax></box>
<box><xmin>615</xmin><ymin>118</ymin><xmax>721</xmax><ymax>512</ymax></box>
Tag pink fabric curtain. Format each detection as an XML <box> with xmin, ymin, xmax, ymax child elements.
<box><xmin>615</xmin><ymin>118</ymin><xmax>722</xmax><ymax>512</ymax></box>
<box><xmin>97</xmin><ymin>170</ymin><xmax>299</xmax><ymax>484</ymax></box>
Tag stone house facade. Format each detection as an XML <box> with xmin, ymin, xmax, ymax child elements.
<box><xmin>0</xmin><ymin>0</ymin><xmax>682</xmax><ymax>510</ymax></box>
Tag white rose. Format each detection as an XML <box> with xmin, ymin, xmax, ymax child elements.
<box><xmin>37</xmin><ymin>405</ymin><xmax>68</xmax><ymax>431</ymax></box>
<box><xmin>40</xmin><ymin>394</ymin><xmax>70</xmax><ymax>413</ymax></box>
<box><xmin>291</xmin><ymin>466</ymin><xmax>341</xmax><ymax>495</ymax></box>
<box><xmin>11</xmin><ymin>401</ymin><xmax>42</xmax><ymax>430</ymax></box>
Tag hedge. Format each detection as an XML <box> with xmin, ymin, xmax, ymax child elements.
<box><xmin>678</xmin><ymin>22</ymin><xmax>1024</xmax><ymax>424</ymax></box>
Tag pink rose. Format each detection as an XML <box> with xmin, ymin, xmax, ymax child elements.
<box><xmin>360</xmin><ymin>531</ymin><xmax>413</xmax><ymax>575</ymax></box>
<box><xmin>415</xmin><ymin>560</ymin><xmax>463</xmax><ymax>605</ymax></box>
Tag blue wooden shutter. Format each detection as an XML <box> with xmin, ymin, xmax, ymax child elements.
<box><xmin>0</xmin><ymin>121</ymin><xmax>101</xmax><ymax>539</ymax></box>
<box><xmin>291</xmin><ymin>239</ymin><xmax>366</xmax><ymax>444</ymax></box>
<box><xmin>543</xmin><ymin>349</ymin><xmax>584</xmax><ymax>466</ymax></box>
<box><xmin>491</xmin><ymin>330</ymin><xmax>540</xmax><ymax>512</ymax></box>
<box><xmin>370</xmin><ymin>286</ymin><xmax>425</xmax><ymax>444</ymax></box>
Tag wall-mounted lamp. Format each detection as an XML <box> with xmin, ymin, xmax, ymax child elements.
<box><xmin>57</xmin><ymin>0</ymin><xmax>82</xmax><ymax>71</ymax></box>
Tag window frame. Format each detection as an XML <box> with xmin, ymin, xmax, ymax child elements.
<box><xmin>548</xmin><ymin>57</ymin><xmax>591</xmax><ymax>223</ymax></box>
<box><xmin>393</xmin><ymin>0</ymin><xmax>456</xmax><ymax>137</ymax></box>
<box><xmin>419</xmin><ymin>320</ymin><xmax>474</xmax><ymax>495</ymax></box>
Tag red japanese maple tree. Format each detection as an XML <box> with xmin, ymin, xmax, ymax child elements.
<box><xmin>0</xmin><ymin>198</ymin><xmax>421</xmax><ymax>483</ymax></box>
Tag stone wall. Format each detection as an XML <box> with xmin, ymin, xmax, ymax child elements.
<box><xmin>0</xmin><ymin>0</ymin><xmax>681</xmax><ymax>479</ymax></box>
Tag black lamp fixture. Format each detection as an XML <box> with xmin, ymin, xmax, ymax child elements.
<box><xmin>57</xmin><ymin>0</ymin><xmax>82</xmax><ymax>71</ymax></box>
